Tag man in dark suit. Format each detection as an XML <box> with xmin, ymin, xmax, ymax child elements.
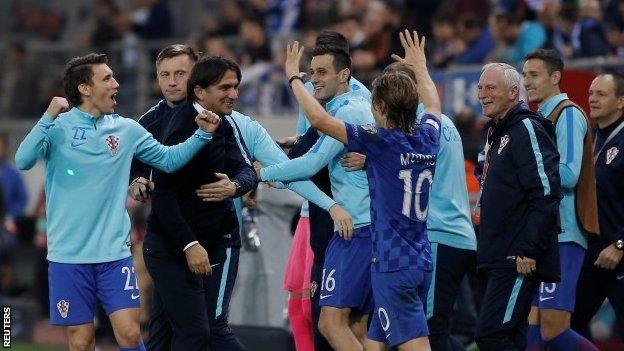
<box><xmin>131</xmin><ymin>52</ymin><xmax>256</xmax><ymax>351</ymax></box>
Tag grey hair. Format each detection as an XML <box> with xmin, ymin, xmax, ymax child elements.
<box><xmin>481</xmin><ymin>62</ymin><xmax>527</xmax><ymax>102</ymax></box>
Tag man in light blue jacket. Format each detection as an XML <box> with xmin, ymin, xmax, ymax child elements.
<box><xmin>15</xmin><ymin>53</ymin><xmax>218</xmax><ymax>351</ymax></box>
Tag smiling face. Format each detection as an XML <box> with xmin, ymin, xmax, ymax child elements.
<box><xmin>79</xmin><ymin>63</ymin><xmax>119</xmax><ymax>116</ymax></box>
<box><xmin>522</xmin><ymin>58</ymin><xmax>560</xmax><ymax>105</ymax></box>
<box><xmin>477</xmin><ymin>67</ymin><xmax>518</xmax><ymax>120</ymax></box>
<box><xmin>310</xmin><ymin>54</ymin><xmax>348</xmax><ymax>102</ymax></box>
<box><xmin>196</xmin><ymin>70</ymin><xmax>239</xmax><ymax>116</ymax></box>
<box><xmin>157</xmin><ymin>54</ymin><xmax>195</xmax><ymax>107</ymax></box>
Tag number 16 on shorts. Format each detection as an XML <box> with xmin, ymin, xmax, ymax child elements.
<box><xmin>320</xmin><ymin>269</ymin><xmax>336</xmax><ymax>300</ymax></box>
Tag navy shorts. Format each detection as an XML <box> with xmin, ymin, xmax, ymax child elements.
<box><xmin>532</xmin><ymin>242</ymin><xmax>585</xmax><ymax>312</ymax></box>
<box><xmin>368</xmin><ymin>268</ymin><xmax>432</xmax><ymax>347</ymax></box>
<box><xmin>319</xmin><ymin>226</ymin><xmax>373</xmax><ymax>314</ymax></box>
<box><xmin>48</xmin><ymin>256</ymin><xmax>140</xmax><ymax>325</ymax></box>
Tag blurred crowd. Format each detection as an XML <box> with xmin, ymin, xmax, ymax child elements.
<box><xmin>2</xmin><ymin>0</ymin><xmax>624</xmax><ymax>119</ymax></box>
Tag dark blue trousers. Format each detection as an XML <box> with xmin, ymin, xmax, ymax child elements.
<box><xmin>144</xmin><ymin>245</ymin><xmax>245</xmax><ymax>351</ymax></box>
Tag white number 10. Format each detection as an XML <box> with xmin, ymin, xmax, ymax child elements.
<box><xmin>398</xmin><ymin>169</ymin><xmax>433</xmax><ymax>221</ymax></box>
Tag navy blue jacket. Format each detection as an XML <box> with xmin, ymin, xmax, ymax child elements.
<box><xmin>289</xmin><ymin>127</ymin><xmax>334</xmax><ymax>262</ymax></box>
<box><xmin>589</xmin><ymin>115</ymin><xmax>624</xmax><ymax>273</ymax></box>
<box><xmin>131</xmin><ymin>100</ymin><xmax>257</xmax><ymax>255</ymax></box>
<box><xmin>478</xmin><ymin>103</ymin><xmax>562</xmax><ymax>281</ymax></box>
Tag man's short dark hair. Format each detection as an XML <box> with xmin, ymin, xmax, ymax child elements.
<box><xmin>156</xmin><ymin>44</ymin><xmax>199</xmax><ymax>67</ymax></box>
<box><xmin>315</xmin><ymin>31</ymin><xmax>350</xmax><ymax>54</ymax></box>
<box><xmin>525</xmin><ymin>49</ymin><xmax>564</xmax><ymax>76</ymax></box>
<box><xmin>600</xmin><ymin>72</ymin><xmax>624</xmax><ymax>97</ymax></box>
<box><xmin>63</xmin><ymin>53</ymin><xmax>108</xmax><ymax>106</ymax></box>
<box><xmin>311</xmin><ymin>45</ymin><xmax>351</xmax><ymax>78</ymax></box>
<box><xmin>187</xmin><ymin>55</ymin><xmax>241</xmax><ymax>100</ymax></box>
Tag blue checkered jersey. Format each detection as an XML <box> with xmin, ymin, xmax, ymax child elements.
<box><xmin>345</xmin><ymin>114</ymin><xmax>441</xmax><ymax>272</ymax></box>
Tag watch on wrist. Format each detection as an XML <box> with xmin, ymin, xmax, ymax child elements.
<box><xmin>233</xmin><ymin>181</ymin><xmax>242</xmax><ymax>195</ymax></box>
<box><xmin>615</xmin><ymin>239</ymin><xmax>624</xmax><ymax>250</ymax></box>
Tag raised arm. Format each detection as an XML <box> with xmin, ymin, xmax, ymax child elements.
<box><xmin>134</xmin><ymin>110</ymin><xmax>220</xmax><ymax>173</ymax></box>
<box><xmin>15</xmin><ymin>97</ymin><xmax>69</xmax><ymax>170</ymax></box>
<box><xmin>285</xmin><ymin>41</ymin><xmax>347</xmax><ymax>144</ymax></box>
<box><xmin>391</xmin><ymin>30</ymin><xmax>441</xmax><ymax>118</ymax></box>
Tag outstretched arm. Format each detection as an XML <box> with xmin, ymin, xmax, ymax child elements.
<box><xmin>391</xmin><ymin>30</ymin><xmax>441</xmax><ymax>118</ymax></box>
<box><xmin>285</xmin><ymin>41</ymin><xmax>347</xmax><ymax>144</ymax></box>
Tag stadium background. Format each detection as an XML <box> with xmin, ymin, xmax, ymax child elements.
<box><xmin>0</xmin><ymin>0</ymin><xmax>623</xmax><ymax>349</ymax></box>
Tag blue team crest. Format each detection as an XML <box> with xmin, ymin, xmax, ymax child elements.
<box><xmin>498</xmin><ymin>135</ymin><xmax>510</xmax><ymax>154</ymax></box>
<box><xmin>57</xmin><ymin>299</ymin><xmax>69</xmax><ymax>318</ymax></box>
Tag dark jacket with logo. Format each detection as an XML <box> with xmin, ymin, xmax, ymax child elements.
<box><xmin>131</xmin><ymin>100</ymin><xmax>257</xmax><ymax>256</ymax></box>
<box><xmin>589</xmin><ymin>115</ymin><xmax>624</xmax><ymax>273</ymax></box>
<box><xmin>478</xmin><ymin>103</ymin><xmax>562</xmax><ymax>282</ymax></box>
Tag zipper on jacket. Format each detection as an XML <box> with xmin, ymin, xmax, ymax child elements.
<box><xmin>92</xmin><ymin>118</ymin><xmax>97</xmax><ymax>130</ymax></box>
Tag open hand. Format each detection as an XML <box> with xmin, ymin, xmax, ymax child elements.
<box><xmin>391</xmin><ymin>30</ymin><xmax>427</xmax><ymax>70</ymax></box>
<box><xmin>196</xmin><ymin>173</ymin><xmax>236</xmax><ymax>201</ymax></box>
<box><xmin>285</xmin><ymin>41</ymin><xmax>306</xmax><ymax>81</ymax></box>
<box><xmin>329</xmin><ymin>204</ymin><xmax>354</xmax><ymax>240</ymax></box>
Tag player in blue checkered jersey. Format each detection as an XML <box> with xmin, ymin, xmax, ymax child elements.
<box><xmin>284</xmin><ymin>30</ymin><xmax>441</xmax><ymax>350</ymax></box>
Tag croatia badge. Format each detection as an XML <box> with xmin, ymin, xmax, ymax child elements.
<box><xmin>105</xmin><ymin>135</ymin><xmax>120</xmax><ymax>156</ymax></box>
<box><xmin>498</xmin><ymin>135</ymin><xmax>510</xmax><ymax>154</ymax></box>
<box><xmin>606</xmin><ymin>147</ymin><xmax>619</xmax><ymax>165</ymax></box>
<box><xmin>57</xmin><ymin>300</ymin><xmax>69</xmax><ymax>318</ymax></box>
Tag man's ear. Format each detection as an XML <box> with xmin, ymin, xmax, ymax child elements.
<box><xmin>551</xmin><ymin>70</ymin><xmax>562</xmax><ymax>86</ymax></box>
<box><xmin>339</xmin><ymin>68</ymin><xmax>351</xmax><ymax>84</ymax></box>
<box><xmin>617</xmin><ymin>95</ymin><xmax>624</xmax><ymax>111</ymax></box>
<box><xmin>194</xmin><ymin>86</ymin><xmax>204</xmax><ymax>101</ymax></box>
<box><xmin>78</xmin><ymin>83</ymin><xmax>91</xmax><ymax>98</ymax></box>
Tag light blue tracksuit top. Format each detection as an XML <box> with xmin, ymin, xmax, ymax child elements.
<box><xmin>262</xmin><ymin>90</ymin><xmax>374</xmax><ymax>232</ymax></box>
<box><xmin>537</xmin><ymin>93</ymin><xmax>588</xmax><ymax>248</ymax></box>
<box><xmin>419</xmin><ymin>107</ymin><xmax>477</xmax><ymax>251</ymax></box>
<box><xmin>15</xmin><ymin>108</ymin><xmax>212</xmax><ymax>263</ymax></box>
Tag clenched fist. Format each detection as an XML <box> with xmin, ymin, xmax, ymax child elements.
<box><xmin>46</xmin><ymin>97</ymin><xmax>70</xmax><ymax>118</ymax></box>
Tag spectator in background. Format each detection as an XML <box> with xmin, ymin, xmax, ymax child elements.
<box><xmin>198</xmin><ymin>34</ymin><xmax>237</xmax><ymax>61</ymax></box>
<box><xmin>265</xmin><ymin>0</ymin><xmax>301</xmax><ymax>36</ymax></box>
<box><xmin>131</xmin><ymin>0</ymin><xmax>172</xmax><ymax>40</ymax></box>
<box><xmin>239</xmin><ymin>19</ymin><xmax>272</xmax><ymax>66</ymax></box>
<box><xmin>453</xmin><ymin>13</ymin><xmax>496</xmax><ymax>65</ymax></box>
<box><xmin>0</xmin><ymin>42</ymin><xmax>42</xmax><ymax>119</ymax></box>
<box><xmin>0</xmin><ymin>133</ymin><xmax>28</xmax><ymax>238</ymax></box>
<box><xmin>431</xmin><ymin>14</ymin><xmax>460</xmax><ymax>68</ymax></box>
<box><xmin>490</xmin><ymin>11</ymin><xmax>546</xmax><ymax>64</ymax></box>
<box><xmin>553</xmin><ymin>3</ymin><xmax>578</xmax><ymax>59</ymax></box>
<box><xmin>574</xmin><ymin>0</ymin><xmax>611</xmax><ymax>58</ymax></box>
<box><xmin>351</xmin><ymin>1</ymin><xmax>400</xmax><ymax>84</ymax></box>
<box><xmin>91</xmin><ymin>0</ymin><xmax>123</xmax><ymax>48</ymax></box>
<box><xmin>301</xmin><ymin>0</ymin><xmax>339</xmax><ymax>29</ymax></box>
<box><xmin>210</xmin><ymin>1</ymin><xmax>244</xmax><ymax>37</ymax></box>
